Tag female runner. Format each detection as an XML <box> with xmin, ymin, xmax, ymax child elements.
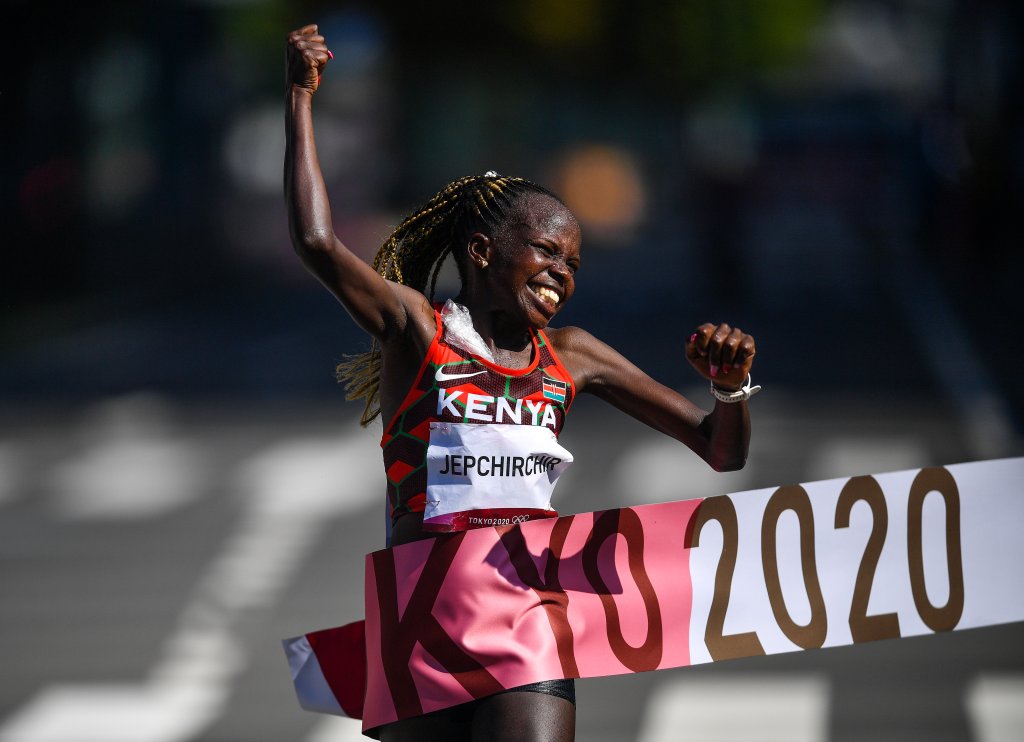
<box><xmin>286</xmin><ymin>24</ymin><xmax>758</xmax><ymax>742</ymax></box>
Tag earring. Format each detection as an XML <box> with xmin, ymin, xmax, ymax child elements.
<box><xmin>480</xmin><ymin>260</ymin><xmax>488</xmax><ymax>268</ymax></box>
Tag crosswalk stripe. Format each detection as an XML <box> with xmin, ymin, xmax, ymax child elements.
<box><xmin>47</xmin><ymin>437</ymin><xmax>206</xmax><ymax>520</ymax></box>
<box><xmin>635</xmin><ymin>674</ymin><xmax>830</xmax><ymax>742</ymax></box>
<box><xmin>43</xmin><ymin>395</ymin><xmax>208</xmax><ymax>520</ymax></box>
<box><xmin>965</xmin><ymin>674</ymin><xmax>1024</xmax><ymax>742</ymax></box>
<box><xmin>612</xmin><ymin>435</ymin><xmax>755</xmax><ymax>506</ymax></box>
<box><xmin>805</xmin><ymin>436</ymin><xmax>929</xmax><ymax>483</ymax></box>
<box><xmin>303</xmin><ymin>716</ymin><xmax>365</xmax><ymax>742</ymax></box>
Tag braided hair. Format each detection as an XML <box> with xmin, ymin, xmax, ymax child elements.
<box><xmin>338</xmin><ymin>172</ymin><xmax>562</xmax><ymax>426</ymax></box>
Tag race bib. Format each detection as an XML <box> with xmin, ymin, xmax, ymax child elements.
<box><xmin>423</xmin><ymin>422</ymin><xmax>573</xmax><ymax>531</ymax></box>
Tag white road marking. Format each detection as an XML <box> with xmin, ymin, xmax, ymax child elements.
<box><xmin>635</xmin><ymin>674</ymin><xmax>830</xmax><ymax>742</ymax></box>
<box><xmin>46</xmin><ymin>395</ymin><xmax>205</xmax><ymax>520</ymax></box>
<box><xmin>0</xmin><ymin>429</ymin><xmax>380</xmax><ymax>742</ymax></box>
<box><xmin>48</xmin><ymin>437</ymin><xmax>205</xmax><ymax>519</ymax></box>
<box><xmin>0</xmin><ymin>685</ymin><xmax>229</xmax><ymax>742</ymax></box>
<box><xmin>965</xmin><ymin>674</ymin><xmax>1024</xmax><ymax>742</ymax></box>
<box><xmin>612</xmin><ymin>435</ymin><xmax>754</xmax><ymax>506</ymax></box>
<box><xmin>806</xmin><ymin>436</ymin><xmax>928</xmax><ymax>482</ymax></box>
<box><xmin>304</xmin><ymin>715</ymin><xmax>366</xmax><ymax>742</ymax></box>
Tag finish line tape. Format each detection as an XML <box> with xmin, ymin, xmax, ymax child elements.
<box><xmin>283</xmin><ymin>457</ymin><xmax>1024</xmax><ymax>733</ymax></box>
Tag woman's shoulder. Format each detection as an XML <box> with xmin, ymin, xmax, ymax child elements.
<box><xmin>543</xmin><ymin>325</ymin><xmax>595</xmax><ymax>352</ymax></box>
<box><xmin>543</xmin><ymin>325</ymin><xmax>647</xmax><ymax>393</ymax></box>
<box><xmin>542</xmin><ymin>325</ymin><xmax>605</xmax><ymax>389</ymax></box>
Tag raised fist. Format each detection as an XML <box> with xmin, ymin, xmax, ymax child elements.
<box><xmin>685</xmin><ymin>322</ymin><xmax>756</xmax><ymax>391</ymax></box>
<box><xmin>286</xmin><ymin>24</ymin><xmax>332</xmax><ymax>93</ymax></box>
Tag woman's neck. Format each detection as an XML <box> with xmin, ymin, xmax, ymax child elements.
<box><xmin>453</xmin><ymin>294</ymin><xmax>532</xmax><ymax>361</ymax></box>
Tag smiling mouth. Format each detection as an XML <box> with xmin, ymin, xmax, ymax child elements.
<box><xmin>531</xmin><ymin>285</ymin><xmax>561</xmax><ymax>307</ymax></box>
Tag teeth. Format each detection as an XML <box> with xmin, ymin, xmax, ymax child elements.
<box><xmin>535</xmin><ymin>287</ymin><xmax>560</xmax><ymax>306</ymax></box>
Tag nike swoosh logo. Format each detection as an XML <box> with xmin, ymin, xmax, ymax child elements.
<box><xmin>434</xmin><ymin>366</ymin><xmax>487</xmax><ymax>383</ymax></box>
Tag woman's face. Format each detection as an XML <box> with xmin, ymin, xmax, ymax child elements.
<box><xmin>485</xmin><ymin>193</ymin><xmax>582</xmax><ymax>329</ymax></box>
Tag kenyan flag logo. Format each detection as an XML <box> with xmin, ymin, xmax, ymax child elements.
<box><xmin>542</xmin><ymin>376</ymin><xmax>567</xmax><ymax>403</ymax></box>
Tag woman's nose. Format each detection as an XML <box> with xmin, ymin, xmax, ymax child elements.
<box><xmin>548</xmin><ymin>260</ymin><xmax>571</xmax><ymax>283</ymax></box>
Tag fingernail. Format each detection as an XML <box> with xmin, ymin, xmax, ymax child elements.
<box><xmin>327</xmin><ymin>49</ymin><xmax>334</xmax><ymax>59</ymax></box>
<box><xmin>689</xmin><ymin>333</ymin><xmax>697</xmax><ymax>343</ymax></box>
<box><xmin>710</xmin><ymin>364</ymin><xmax>719</xmax><ymax>377</ymax></box>
<box><xmin>723</xmin><ymin>365</ymin><xmax>731</xmax><ymax>374</ymax></box>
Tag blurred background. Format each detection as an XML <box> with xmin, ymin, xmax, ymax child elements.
<box><xmin>2</xmin><ymin>0</ymin><xmax>1022</xmax><ymax>740</ymax></box>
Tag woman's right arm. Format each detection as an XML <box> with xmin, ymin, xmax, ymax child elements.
<box><xmin>284</xmin><ymin>25</ymin><xmax>429</xmax><ymax>341</ymax></box>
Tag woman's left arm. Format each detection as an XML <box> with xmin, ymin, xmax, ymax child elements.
<box><xmin>551</xmin><ymin>323</ymin><xmax>755</xmax><ymax>472</ymax></box>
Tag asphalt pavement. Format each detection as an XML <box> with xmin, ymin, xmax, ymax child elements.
<box><xmin>0</xmin><ymin>392</ymin><xmax>1021</xmax><ymax>742</ymax></box>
